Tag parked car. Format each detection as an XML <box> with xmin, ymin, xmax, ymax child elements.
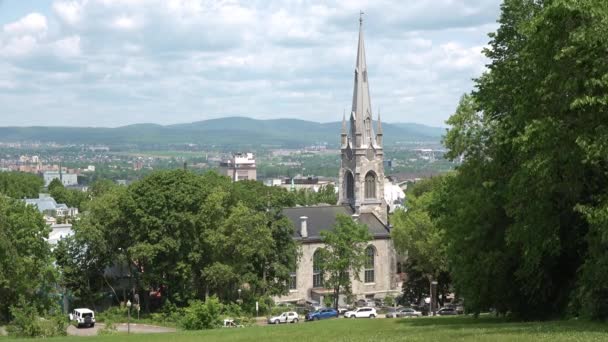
<box><xmin>437</xmin><ymin>307</ymin><xmax>458</xmax><ymax>316</ymax></box>
<box><xmin>344</xmin><ymin>307</ymin><xmax>377</xmax><ymax>319</ymax></box>
<box><xmin>355</xmin><ymin>299</ymin><xmax>375</xmax><ymax>307</ymax></box>
<box><xmin>397</xmin><ymin>307</ymin><xmax>423</xmax><ymax>317</ymax></box>
<box><xmin>337</xmin><ymin>307</ymin><xmax>350</xmax><ymax>315</ymax></box>
<box><xmin>69</xmin><ymin>308</ymin><xmax>95</xmax><ymax>328</ymax></box>
<box><xmin>305</xmin><ymin>308</ymin><xmax>338</xmax><ymax>321</ymax></box>
<box><xmin>386</xmin><ymin>307</ymin><xmax>422</xmax><ymax>318</ymax></box>
<box><xmin>384</xmin><ymin>307</ymin><xmax>400</xmax><ymax>318</ymax></box>
<box><xmin>268</xmin><ymin>311</ymin><xmax>299</xmax><ymax>324</ymax></box>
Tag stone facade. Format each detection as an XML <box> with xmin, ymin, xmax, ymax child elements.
<box><xmin>277</xmin><ymin>238</ymin><xmax>398</xmax><ymax>305</ymax></box>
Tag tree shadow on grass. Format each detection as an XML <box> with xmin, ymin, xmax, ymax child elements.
<box><xmin>394</xmin><ymin>315</ymin><xmax>608</xmax><ymax>334</ymax></box>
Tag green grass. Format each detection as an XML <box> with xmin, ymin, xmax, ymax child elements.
<box><xmin>2</xmin><ymin>316</ymin><xmax>608</xmax><ymax>341</ymax></box>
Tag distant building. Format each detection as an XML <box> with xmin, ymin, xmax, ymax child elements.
<box><xmin>47</xmin><ymin>224</ymin><xmax>74</xmax><ymax>246</ymax></box>
<box><xmin>265</xmin><ymin>176</ymin><xmax>335</xmax><ymax>192</ymax></box>
<box><xmin>43</xmin><ymin>171</ymin><xmax>78</xmax><ymax>186</ymax></box>
<box><xmin>24</xmin><ymin>194</ymin><xmax>79</xmax><ymax>218</ymax></box>
<box><xmin>219</xmin><ymin>152</ymin><xmax>257</xmax><ymax>181</ymax></box>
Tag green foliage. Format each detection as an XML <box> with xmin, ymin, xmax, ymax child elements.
<box><xmin>6</xmin><ymin>301</ymin><xmax>66</xmax><ymax>338</ymax></box>
<box><xmin>436</xmin><ymin>0</ymin><xmax>608</xmax><ymax>320</ymax></box>
<box><xmin>180</xmin><ymin>297</ymin><xmax>222</xmax><ymax>330</ymax></box>
<box><xmin>57</xmin><ymin>170</ymin><xmax>298</xmax><ymax>312</ymax></box>
<box><xmin>98</xmin><ymin>319</ymin><xmax>117</xmax><ymax>335</ymax></box>
<box><xmin>0</xmin><ymin>196</ymin><xmax>56</xmax><ymax>322</ymax></box>
<box><xmin>384</xmin><ymin>295</ymin><xmax>395</xmax><ymax>308</ymax></box>
<box><xmin>392</xmin><ymin>177</ymin><xmax>449</xmax><ymax>282</ymax></box>
<box><xmin>319</xmin><ymin>214</ymin><xmax>372</xmax><ymax>309</ymax></box>
<box><xmin>292</xmin><ymin>184</ymin><xmax>337</xmax><ymax>206</ymax></box>
<box><xmin>0</xmin><ymin>171</ymin><xmax>43</xmax><ymax>198</ymax></box>
<box><xmin>48</xmin><ymin>180</ymin><xmax>89</xmax><ymax>210</ymax></box>
<box><xmin>96</xmin><ymin>306</ymin><xmax>128</xmax><ymax>323</ymax></box>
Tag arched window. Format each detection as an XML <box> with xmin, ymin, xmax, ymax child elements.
<box><xmin>313</xmin><ymin>250</ymin><xmax>323</xmax><ymax>288</ymax></box>
<box><xmin>345</xmin><ymin>171</ymin><xmax>354</xmax><ymax>200</ymax></box>
<box><xmin>364</xmin><ymin>172</ymin><xmax>376</xmax><ymax>199</ymax></box>
<box><xmin>364</xmin><ymin>246</ymin><xmax>375</xmax><ymax>283</ymax></box>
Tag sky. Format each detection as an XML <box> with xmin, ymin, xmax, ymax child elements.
<box><xmin>0</xmin><ymin>0</ymin><xmax>502</xmax><ymax>127</ymax></box>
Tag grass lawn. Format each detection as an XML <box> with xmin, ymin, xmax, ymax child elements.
<box><xmin>2</xmin><ymin>316</ymin><xmax>607</xmax><ymax>341</ymax></box>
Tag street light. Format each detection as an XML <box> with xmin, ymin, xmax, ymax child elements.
<box><xmin>126</xmin><ymin>300</ymin><xmax>132</xmax><ymax>334</ymax></box>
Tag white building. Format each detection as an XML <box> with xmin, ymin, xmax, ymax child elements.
<box><xmin>219</xmin><ymin>152</ymin><xmax>257</xmax><ymax>181</ymax></box>
<box><xmin>43</xmin><ymin>171</ymin><xmax>78</xmax><ymax>186</ymax></box>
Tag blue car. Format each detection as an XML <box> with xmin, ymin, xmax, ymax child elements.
<box><xmin>305</xmin><ymin>308</ymin><xmax>338</xmax><ymax>321</ymax></box>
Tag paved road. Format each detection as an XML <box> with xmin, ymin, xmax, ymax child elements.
<box><xmin>67</xmin><ymin>323</ymin><xmax>176</xmax><ymax>336</ymax></box>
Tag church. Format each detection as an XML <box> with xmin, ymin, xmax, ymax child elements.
<box><xmin>277</xmin><ymin>17</ymin><xmax>400</xmax><ymax>306</ymax></box>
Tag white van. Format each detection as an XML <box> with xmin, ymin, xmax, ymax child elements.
<box><xmin>69</xmin><ymin>308</ymin><xmax>96</xmax><ymax>328</ymax></box>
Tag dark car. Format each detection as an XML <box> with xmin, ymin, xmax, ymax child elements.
<box><xmin>305</xmin><ymin>308</ymin><xmax>338</xmax><ymax>321</ymax></box>
<box><xmin>437</xmin><ymin>308</ymin><xmax>458</xmax><ymax>316</ymax></box>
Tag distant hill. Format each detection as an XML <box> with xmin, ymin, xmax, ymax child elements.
<box><xmin>0</xmin><ymin>117</ymin><xmax>444</xmax><ymax>148</ymax></box>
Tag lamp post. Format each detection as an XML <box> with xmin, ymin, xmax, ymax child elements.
<box><xmin>237</xmin><ymin>288</ymin><xmax>242</xmax><ymax>303</ymax></box>
<box><xmin>126</xmin><ymin>300</ymin><xmax>132</xmax><ymax>334</ymax></box>
<box><xmin>431</xmin><ymin>281</ymin><xmax>438</xmax><ymax>317</ymax></box>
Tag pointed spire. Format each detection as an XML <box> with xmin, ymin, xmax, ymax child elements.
<box><xmin>342</xmin><ymin>109</ymin><xmax>347</xmax><ymax>134</ymax></box>
<box><xmin>351</xmin><ymin>12</ymin><xmax>373</xmax><ymax>147</ymax></box>
<box><xmin>377</xmin><ymin>109</ymin><xmax>383</xmax><ymax>134</ymax></box>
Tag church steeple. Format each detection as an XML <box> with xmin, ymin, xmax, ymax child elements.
<box><xmin>376</xmin><ymin>109</ymin><xmax>383</xmax><ymax>146</ymax></box>
<box><xmin>350</xmin><ymin>12</ymin><xmax>374</xmax><ymax>148</ymax></box>
<box><xmin>341</xmin><ymin>110</ymin><xmax>348</xmax><ymax>147</ymax></box>
<box><xmin>339</xmin><ymin>14</ymin><xmax>387</xmax><ymax>225</ymax></box>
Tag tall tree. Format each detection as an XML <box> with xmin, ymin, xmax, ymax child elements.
<box><xmin>318</xmin><ymin>214</ymin><xmax>371</xmax><ymax>311</ymax></box>
<box><xmin>0</xmin><ymin>197</ymin><xmax>56</xmax><ymax>322</ymax></box>
<box><xmin>0</xmin><ymin>172</ymin><xmax>43</xmax><ymax>199</ymax></box>
<box><xmin>437</xmin><ymin>0</ymin><xmax>608</xmax><ymax>319</ymax></box>
<box><xmin>392</xmin><ymin>177</ymin><xmax>450</xmax><ymax>306</ymax></box>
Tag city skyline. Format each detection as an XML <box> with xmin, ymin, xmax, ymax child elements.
<box><xmin>0</xmin><ymin>0</ymin><xmax>500</xmax><ymax>127</ymax></box>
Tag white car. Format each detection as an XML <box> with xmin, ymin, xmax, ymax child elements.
<box><xmin>344</xmin><ymin>307</ymin><xmax>377</xmax><ymax>319</ymax></box>
<box><xmin>69</xmin><ymin>308</ymin><xmax>96</xmax><ymax>328</ymax></box>
<box><xmin>268</xmin><ymin>311</ymin><xmax>299</xmax><ymax>324</ymax></box>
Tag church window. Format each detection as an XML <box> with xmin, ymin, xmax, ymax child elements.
<box><xmin>313</xmin><ymin>250</ymin><xmax>323</xmax><ymax>288</ymax></box>
<box><xmin>364</xmin><ymin>246</ymin><xmax>375</xmax><ymax>283</ymax></box>
<box><xmin>345</xmin><ymin>171</ymin><xmax>355</xmax><ymax>200</ymax></box>
<box><xmin>289</xmin><ymin>272</ymin><xmax>297</xmax><ymax>290</ymax></box>
<box><xmin>364</xmin><ymin>171</ymin><xmax>376</xmax><ymax>199</ymax></box>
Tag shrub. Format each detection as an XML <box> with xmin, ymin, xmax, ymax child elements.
<box><xmin>384</xmin><ymin>295</ymin><xmax>395</xmax><ymax>307</ymax></box>
<box><xmin>6</xmin><ymin>301</ymin><xmax>66</xmax><ymax>338</ymax></box>
<box><xmin>96</xmin><ymin>306</ymin><xmax>127</xmax><ymax>323</ymax></box>
<box><xmin>98</xmin><ymin>319</ymin><xmax>117</xmax><ymax>335</ymax></box>
<box><xmin>179</xmin><ymin>296</ymin><xmax>222</xmax><ymax>330</ymax></box>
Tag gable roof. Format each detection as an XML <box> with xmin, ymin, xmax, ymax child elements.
<box><xmin>282</xmin><ymin>205</ymin><xmax>390</xmax><ymax>243</ymax></box>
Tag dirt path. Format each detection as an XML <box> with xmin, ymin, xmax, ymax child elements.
<box><xmin>67</xmin><ymin>323</ymin><xmax>176</xmax><ymax>336</ymax></box>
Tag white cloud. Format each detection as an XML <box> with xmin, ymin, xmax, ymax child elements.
<box><xmin>0</xmin><ymin>0</ymin><xmax>501</xmax><ymax>127</ymax></box>
<box><xmin>111</xmin><ymin>15</ymin><xmax>143</xmax><ymax>31</ymax></box>
<box><xmin>53</xmin><ymin>35</ymin><xmax>81</xmax><ymax>57</ymax></box>
<box><xmin>53</xmin><ymin>1</ymin><xmax>83</xmax><ymax>26</ymax></box>
<box><xmin>3</xmin><ymin>12</ymin><xmax>47</xmax><ymax>36</ymax></box>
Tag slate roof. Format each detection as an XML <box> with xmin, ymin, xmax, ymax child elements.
<box><xmin>25</xmin><ymin>197</ymin><xmax>60</xmax><ymax>212</ymax></box>
<box><xmin>282</xmin><ymin>205</ymin><xmax>390</xmax><ymax>243</ymax></box>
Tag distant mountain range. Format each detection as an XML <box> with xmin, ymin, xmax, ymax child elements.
<box><xmin>0</xmin><ymin>117</ymin><xmax>445</xmax><ymax>148</ymax></box>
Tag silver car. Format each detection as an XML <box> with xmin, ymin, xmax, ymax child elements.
<box><xmin>268</xmin><ymin>311</ymin><xmax>299</xmax><ymax>324</ymax></box>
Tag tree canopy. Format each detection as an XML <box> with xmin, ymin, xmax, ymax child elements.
<box><xmin>0</xmin><ymin>172</ymin><xmax>43</xmax><ymax>199</ymax></box>
<box><xmin>435</xmin><ymin>0</ymin><xmax>608</xmax><ymax>319</ymax></box>
<box><xmin>318</xmin><ymin>214</ymin><xmax>371</xmax><ymax>310</ymax></box>
<box><xmin>0</xmin><ymin>197</ymin><xmax>56</xmax><ymax>322</ymax></box>
<box><xmin>56</xmin><ymin>170</ymin><xmax>299</xmax><ymax>310</ymax></box>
